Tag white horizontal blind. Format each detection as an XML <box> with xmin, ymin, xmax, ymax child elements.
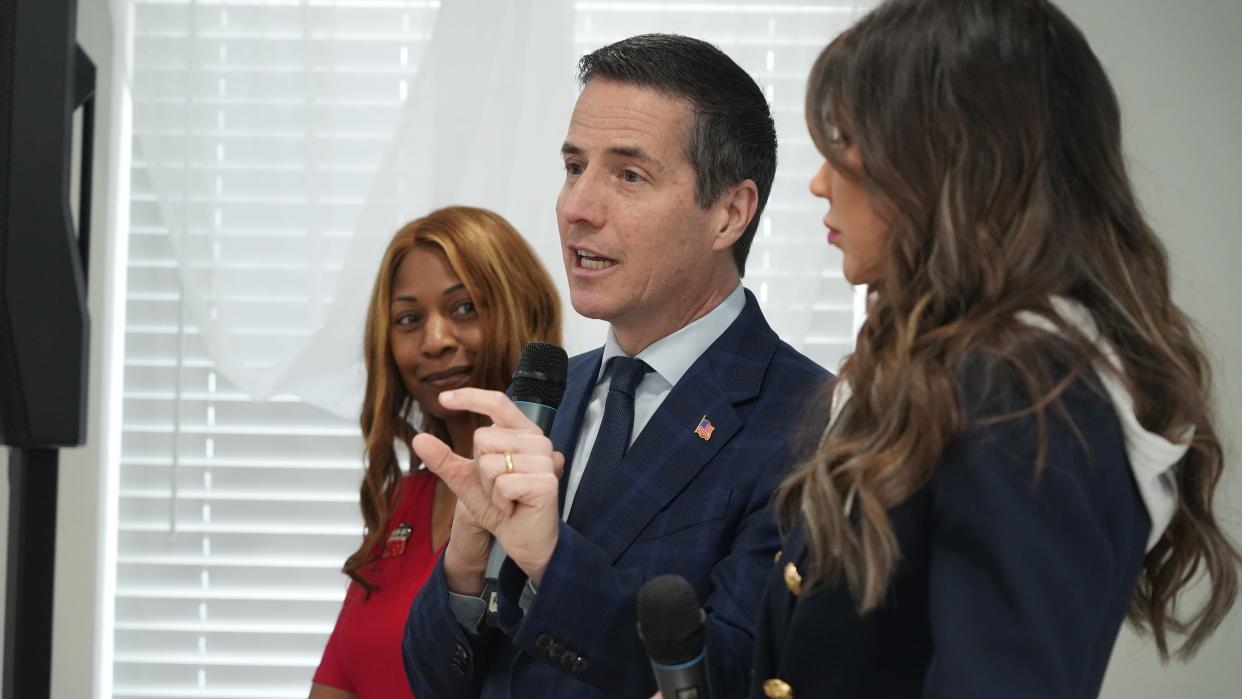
<box><xmin>113</xmin><ymin>1</ymin><xmax>868</xmax><ymax>697</ymax></box>
<box><xmin>116</xmin><ymin>1</ymin><xmax>439</xmax><ymax>697</ymax></box>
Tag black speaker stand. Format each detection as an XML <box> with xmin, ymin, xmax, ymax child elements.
<box><xmin>3</xmin><ymin>448</ymin><xmax>60</xmax><ymax>699</ymax></box>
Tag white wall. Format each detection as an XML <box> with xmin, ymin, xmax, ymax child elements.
<box><xmin>50</xmin><ymin>0</ymin><xmax>127</xmax><ymax>696</ymax></box>
<box><xmin>1061</xmin><ymin>0</ymin><xmax>1242</xmax><ymax>696</ymax></box>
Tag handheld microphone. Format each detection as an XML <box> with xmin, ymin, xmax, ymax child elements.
<box><xmin>481</xmin><ymin>342</ymin><xmax>568</xmax><ymax>623</ymax></box>
<box><xmin>638</xmin><ymin>575</ymin><xmax>712</xmax><ymax>699</ymax></box>
<box><xmin>508</xmin><ymin>341</ymin><xmax>568</xmax><ymax>434</ymax></box>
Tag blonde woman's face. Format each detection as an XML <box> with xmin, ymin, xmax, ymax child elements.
<box><xmin>388</xmin><ymin>246</ymin><xmax>483</xmax><ymax>420</ymax></box>
<box><xmin>809</xmin><ymin>147</ymin><xmax>890</xmax><ymax>286</ymax></box>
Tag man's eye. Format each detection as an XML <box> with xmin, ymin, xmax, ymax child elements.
<box><xmin>622</xmin><ymin>170</ymin><xmax>644</xmax><ymax>183</ymax></box>
<box><xmin>565</xmin><ymin>162</ymin><xmax>584</xmax><ymax>176</ymax></box>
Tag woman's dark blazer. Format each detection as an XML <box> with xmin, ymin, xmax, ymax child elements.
<box><xmin>750</xmin><ymin>367</ymin><xmax>1152</xmax><ymax>699</ymax></box>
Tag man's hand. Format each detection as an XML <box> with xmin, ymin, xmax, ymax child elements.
<box><xmin>413</xmin><ymin>388</ymin><xmax>564</xmax><ymax>585</ymax></box>
<box><xmin>416</xmin><ymin>430</ymin><xmax>493</xmax><ymax>595</ymax></box>
<box><xmin>444</xmin><ymin>500</ymin><xmax>492</xmax><ymax>595</ymax></box>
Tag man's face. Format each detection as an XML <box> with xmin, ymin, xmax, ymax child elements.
<box><xmin>556</xmin><ymin>79</ymin><xmax>723</xmax><ymax>335</ymax></box>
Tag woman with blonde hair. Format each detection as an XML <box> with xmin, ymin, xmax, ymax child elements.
<box><xmin>311</xmin><ymin>206</ymin><xmax>561</xmax><ymax>699</ymax></box>
<box><xmin>752</xmin><ymin>0</ymin><xmax>1241</xmax><ymax>697</ymax></box>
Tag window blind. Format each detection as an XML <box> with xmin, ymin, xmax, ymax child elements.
<box><xmin>113</xmin><ymin>1</ymin><xmax>869</xmax><ymax>697</ymax></box>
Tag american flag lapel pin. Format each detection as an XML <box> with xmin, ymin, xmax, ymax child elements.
<box><xmin>694</xmin><ymin>415</ymin><xmax>715</xmax><ymax>441</ymax></box>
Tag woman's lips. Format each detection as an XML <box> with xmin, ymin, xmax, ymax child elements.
<box><xmin>422</xmin><ymin>366</ymin><xmax>473</xmax><ymax>390</ymax></box>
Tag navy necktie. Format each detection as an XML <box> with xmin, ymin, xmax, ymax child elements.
<box><xmin>568</xmin><ymin>356</ymin><xmax>651</xmax><ymax>529</ymax></box>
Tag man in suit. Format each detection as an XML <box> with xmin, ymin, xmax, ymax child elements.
<box><xmin>402</xmin><ymin>33</ymin><xmax>828</xmax><ymax>698</ymax></box>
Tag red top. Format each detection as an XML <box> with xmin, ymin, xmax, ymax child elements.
<box><xmin>314</xmin><ymin>472</ymin><xmax>442</xmax><ymax>698</ymax></box>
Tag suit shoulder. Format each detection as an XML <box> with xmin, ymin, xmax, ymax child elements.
<box><xmin>770</xmin><ymin>340</ymin><xmax>832</xmax><ymax>382</ymax></box>
<box><xmin>752</xmin><ymin>341</ymin><xmax>832</xmax><ymax>425</ymax></box>
<box><xmin>939</xmin><ymin>352</ymin><xmax>1133</xmax><ymax>517</ymax></box>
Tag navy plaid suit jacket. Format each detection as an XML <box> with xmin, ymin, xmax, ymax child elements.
<box><xmin>403</xmin><ymin>290</ymin><xmax>828</xmax><ymax>698</ymax></box>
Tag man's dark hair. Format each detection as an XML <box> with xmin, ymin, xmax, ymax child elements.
<box><xmin>578</xmin><ymin>33</ymin><xmax>777</xmax><ymax>276</ymax></box>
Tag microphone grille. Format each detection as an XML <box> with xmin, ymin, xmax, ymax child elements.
<box><xmin>637</xmin><ymin>575</ymin><xmax>705</xmax><ymax>665</ymax></box>
<box><xmin>511</xmin><ymin>342</ymin><xmax>568</xmax><ymax>408</ymax></box>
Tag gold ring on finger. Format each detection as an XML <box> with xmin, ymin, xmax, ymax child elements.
<box><xmin>504</xmin><ymin>452</ymin><xmax>515</xmax><ymax>474</ymax></box>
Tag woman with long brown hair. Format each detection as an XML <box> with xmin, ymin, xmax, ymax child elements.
<box><xmin>752</xmin><ymin>0</ymin><xmax>1241</xmax><ymax>697</ymax></box>
<box><xmin>310</xmin><ymin>206</ymin><xmax>560</xmax><ymax>699</ymax></box>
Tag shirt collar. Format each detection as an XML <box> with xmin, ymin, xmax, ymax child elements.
<box><xmin>597</xmin><ymin>282</ymin><xmax>746</xmax><ymax>388</ymax></box>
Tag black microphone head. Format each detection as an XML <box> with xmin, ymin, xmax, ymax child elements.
<box><xmin>637</xmin><ymin>575</ymin><xmax>705</xmax><ymax>665</ymax></box>
<box><xmin>511</xmin><ymin>342</ymin><xmax>568</xmax><ymax>409</ymax></box>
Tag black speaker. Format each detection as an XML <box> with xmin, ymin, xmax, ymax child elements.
<box><xmin>0</xmin><ymin>0</ymin><xmax>94</xmax><ymax>449</ymax></box>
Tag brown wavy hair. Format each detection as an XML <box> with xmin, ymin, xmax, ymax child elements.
<box><xmin>344</xmin><ymin>206</ymin><xmax>562</xmax><ymax>592</ymax></box>
<box><xmin>777</xmin><ymin>0</ymin><xmax>1239</xmax><ymax>660</ymax></box>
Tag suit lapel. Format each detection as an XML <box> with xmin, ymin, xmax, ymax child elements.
<box><xmin>576</xmin><ymin>366</ymin><xmax>741</xmax><ymax>559</ymax></box>
<box><xmin>552</xmin><ymin>350</ymin><xmax>601</xmax><ymax>515</ymax></box>
<box><xmin>574</xmin><ymin>291</ymin><xmax>779</xmax><ymax>561</ymax></box>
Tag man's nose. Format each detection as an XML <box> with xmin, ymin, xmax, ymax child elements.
<box><xmin>558</xmin><ymin>170</ymin><xmax>606</xmax><ymax>230</ymax></box>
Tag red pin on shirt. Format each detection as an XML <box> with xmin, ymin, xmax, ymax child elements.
<box><xmin>382</xmin><ymin>523</ymin><xmax>413</xmax><ymax>558</ymax></box>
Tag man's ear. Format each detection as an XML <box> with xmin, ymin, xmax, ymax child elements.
<box><xmin>710</xmin><ymin>179</ymin><xmax>759</xmax><ymax>252</ymax></box>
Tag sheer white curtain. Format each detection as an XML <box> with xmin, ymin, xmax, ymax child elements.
<box><xmin>125</xmin><ymin>0</ymin><xmax>582</xmax><ymax>419</ymax></box>
<box><xmin>110</xmin><ymin>1</ymin><xmax>870</xmax><ymax>697</ymax></box>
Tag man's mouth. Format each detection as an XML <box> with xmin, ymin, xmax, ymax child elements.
<box><xmin>575</xmin><ymin>248</ymin><xmax>617</xmax><ymax>271</ymax></box>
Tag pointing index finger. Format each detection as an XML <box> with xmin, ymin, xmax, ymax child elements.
<box><xmin>438</xmin><ymin>388</ymin><xmax>540</xmax><ymax>432</ymax></box>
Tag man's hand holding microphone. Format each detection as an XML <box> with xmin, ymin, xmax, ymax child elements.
<box><xmin>411</xmin><ymin>343</ymin><xmax>568</xmax><ymax>596</ymax></box>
